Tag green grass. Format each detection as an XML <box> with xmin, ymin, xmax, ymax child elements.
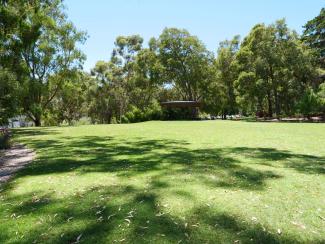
<box><xmin>0</xmin><ymin>121</ymin><xmax>324</xmax><ymax>243</ymax></box>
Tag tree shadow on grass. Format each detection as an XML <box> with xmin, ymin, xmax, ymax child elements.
<box><xmin>1</xmin><ymin>183</ymin><xmax>323</xmax><ymax>244</ymax></box>
<box><xmin>8</xmin><ymin>131</ymin><xmax>325</xmax><ymax>193</ymax></box>
<box><xmin>13</xmin><ymin>127</ymin><xmax>61</xmax><ymax>137</ymax></box>
<box><xmin>1</xmin><ymin>130</ymin><xmax>324</xmax><ymax>243</ymax></box>
<box><xmin>0</xmin><ymin>184</ymin><xmax>189</xmax><ymax>243</ymax></box>
<box><xmin>229</xmin><ymin>147</ymin><xmax>325</xmax><ymax>175</ymax></box>
<box><xmin>9</xmin><ymin>135</ymin><xmax>283</xmax><ymax>191</ymax></box>
<box><xmin>192</xmin><ymin>206</ymin><xmax>325</xmax><ymax>244</ymax></box>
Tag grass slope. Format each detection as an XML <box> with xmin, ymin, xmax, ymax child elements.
<box><xmin>0</xmin><ymin>121</ymin><xmax>324</xmax><ymax>243</ymax></box>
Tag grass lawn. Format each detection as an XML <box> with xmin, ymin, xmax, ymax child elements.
<box><xmin>0</xmin><ymin>121</ymin><xmax>324</xmax><ymax>243</ymax></box>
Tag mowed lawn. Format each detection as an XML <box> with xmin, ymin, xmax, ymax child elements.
<box><xmin>0</xmin><ymin>121</ymin><xmax>325</xmax><ymax>243</ymax></box>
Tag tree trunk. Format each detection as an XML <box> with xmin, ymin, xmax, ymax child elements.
<box><xmin>34</xmin><ymin>116</ymin><xmax>41</xmax><ymax>127</ymax></box>
<box><xmin>267</xmin><ymin>92</ymin><xmax>273</xmax><ymax>118</ymax></box>
<box><xmin>274</xmin><ymin>88</ymin><xmax>280</xmax><ymax>118</ymax></box>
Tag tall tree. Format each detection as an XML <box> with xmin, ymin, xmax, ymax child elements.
<box><xmin>131</xmin><ymin>42</ymin><xmax>163</xmax><ymax>110</ymax></box>
<box><xmin>46</xmin><ymin>71</ymin><xmax>90</xmax><ymax>125</ymax></box>
<box><xmin>215</xmin><ymin>36</ymin><xmax>240</xmax><ymax>118</ymax></box>
<box><xmin>302</xmin><ymin>8</ymin><xmax>325</xmax><ymax>68</ymax></box>
<box><xmin>156</xmin><ymin>28</ymin><xmax>214</xmax><ymax>101</ymax></box>
<box><xmin>236</xmin><ymin>20</ymin><xmax>316</xmax><ymax>117</ymax></box>
<box><xmin>89</xmin><ymin>61</ymin><xmax>117</xmax><ymax>124</ymax></box>
<box><xmin>0</xmin><ymin>0</ymin><xmax>27</xmax><ymax>124</ymax></box>
<box><xmin>89</xmin><ymin>34</ymin><xmax>145</xmax><ymax>124</ymax></box>
<box><xmin>1</xmin><ymin>0</ymin><xmax>86</xmax><ymax>126</ymax></box>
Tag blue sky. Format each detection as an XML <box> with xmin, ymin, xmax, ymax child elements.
<box><xmin>65</xmin><ymin>0</ymin><xmax>324</xmax><ymax>71</ymax></box>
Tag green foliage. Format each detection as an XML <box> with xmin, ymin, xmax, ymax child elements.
<box><xmin>317</xmin><ymin>83</ymin><xmax>325</xmax><ymax>115</ymax></box>
<box><xmin>1</xmin><ymin>4</ymin><xmax>324</xmax><ymax>125</ymax></box>
<box><xmin>0</xmin><ymin>68</ymin><xmax>19</xmax><ymax>125</ymax></box>
<box><xmin>302</xmin><ymin>8</ymin><xmax>325</xmax><ymax>68</ymax></box>
<box><xmin>156</xmin><ymin>28</ymin><xmax>214</xmax><ymax>101</ymax></box>
<box><xmin>236</xmin><ymin>19</ymin><xmax>316</xmax><ymax>117</ymax></box>
<box><xmin>0</xmin><ymin>0</ymin><xmax>87</xmax><ymax>126</ymax></box>
<box><xmin>123</xmin><ymin>101</ymin><xmax>162</xmax><ymax>123</ymax></box>
<box><xmin>297</xmin><ymin>87</ymin><xmax>320</xmax><ymax>117</ymax></box>
<box><xmin>48</xmin><ymin>72</ymin><xmax>90</xmax><ymax>125</ymax></box>
<box><xmin>0</xmin><ymin>128</ymin><xmax>11</xmax><ymax>149</ymax></box>
<box><xmin>214</xmin><ymin>36</ymin><xmax>240</xmax><ymax>116</ymax></box>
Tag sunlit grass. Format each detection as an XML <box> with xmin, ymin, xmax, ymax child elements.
<box><xmin>0</xmin><ymin>121</ymin><xmax>324</xmax><ymax>243</ymax></box>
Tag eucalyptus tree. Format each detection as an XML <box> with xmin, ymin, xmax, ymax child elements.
<box><xmin>1</xmin><ymin>0</ymin><xmax>87</xmax><ymax>126</ymax></box>
<box><xmin>0</xmin><ymin>0</ymin><xmax>27</xmax><ymax>124</ymax></box>
<box><xmin>46</xmin><ymin>71</ymin><xmax>90</xmax><ymax>125</ymax></box>
<box><xmin>156</xmin><ymin>28</ymin><xmax>215</xmax><ymax>101</ymax></box>
<box><xmin>88</xmin><ymin>61</ymin><xmax>117</xmax><ymax>124</ymax></box>
<box><xmin>131</xmin><ymin>43</ymin><xmax>163</xmax><ymax>110</ymax></box>
<box><xmin>302</xmin><ymin>8</ymin><xmax>325</xmax><ymax>68</ymax></box>
<box><xmin>236</xmin><ymin>20</ymin><xmax>316</xmax><ymax>117</ymax></box>
<box><xmin>110</xmin><ymin>35</ymin><xmax>144</xmax><ymax>122</ymax></box>
<box><xmin>215</xmin><ymin>36</ymin><xmax>240</xmax><ymax>117</ymax></box>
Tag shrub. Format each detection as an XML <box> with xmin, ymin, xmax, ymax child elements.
<box><xmin>0</xmin><ymin>128</ymin><xmax>12</xmax><ymax>149</ymax></box>
<box><xmin>198</xmin><ymin>112</ymin><xmax>211</xmax><ymax>120</ymax></box>
<box><xmin>121</xmin><ymin>115</ymin><xmax>129</xmax><ymax>123</ymax></box>
<box><xmin>297</xmin><ymin>87</ymin><xmax>320</xmax><ymax>118</ymax></box>
<box><xmin>124</xmin><ymin>101</ymin><xmax>163</xmax><ymax>123</ymax></box>
<box><xmin>318</xmin><ymin>83</ymin><xmax>325</xmax><ymax>118</ymax></box>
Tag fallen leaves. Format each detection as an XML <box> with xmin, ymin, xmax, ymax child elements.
<box><xmin>107</xmin><ymin>214</ymin><xmax>116</xmax><ymax>220</ymax></box>
<box><xmin>67</xmin><ymin>217</ymin><xmax>74</xmax><ymax>222</ymax></box>
<box><xmin>155</xmin><ymin>212</ymin><xmax>165</xmax><ymax>217</ymax></box>
<box><xmin>291</xmin><ymin>221</ymin><xmax>306</xmax><ymax>230</ymax></box>
<box><xmin>10</xmin><ymin>213</ymin><xmax>22</xmax><ymax>219</ymax></box>
<box><xmin>318</xmin><ymin>215</ymin><xmax>325</xmax><ymax>221</ymax></box>
<box><xmin>251</xmin><ymin>217</ymin><xmax>257</xmax><ymax>222</ymax></box>
<box><xmin>71</xmin><ymin>234</ymin><xmax>83</xmax><ymax>244</ymax></box>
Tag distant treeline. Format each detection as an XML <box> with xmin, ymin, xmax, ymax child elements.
<box><xmin>1</xmin><ymin>1</ymin><xmax>324</xmax><ymax>126</ymax></box>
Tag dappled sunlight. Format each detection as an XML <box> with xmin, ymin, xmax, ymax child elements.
<box><xmin>1</xmin><ymin>122</ymin><xmax>324</xmax><ymax>243</ymax></box>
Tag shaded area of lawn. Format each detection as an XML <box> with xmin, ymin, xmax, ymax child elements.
<box><xmin>12</xmin><ymin>134</ymin><xmax>284</xmax><ymax>190</ymax></box>
<box><xmin>0</xmin><ymin>184</ymin><xmax>308</xmax><ymax>244</ymax></box>
<box><xmin>0</xmin><ymin>125</ymin><xmax>324</xmax><ymax>243</ymax></box>
<box><xmin>13</xmin><ymin>130</ymin><xmax>324</xmax><ymax>185</ymax></box>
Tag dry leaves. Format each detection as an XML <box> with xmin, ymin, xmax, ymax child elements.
<box><xmin>291</xmin><ymin>221</ymin><xmax>306</xmax><ymax>230</ymax></box>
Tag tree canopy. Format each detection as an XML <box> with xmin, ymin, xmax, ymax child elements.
<box><xmin>1</xmin><ymin>2</ymin><xmax>324</xmax><ymax>126</ymax></box>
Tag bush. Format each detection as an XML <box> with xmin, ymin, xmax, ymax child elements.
<box><xmin>318</xmin><ymin>83</ymin><xmax>325</xmax><ymax>118</ymax></box>
<box><xmin>124</xmin><ymin>101</ymin><xmax>163</xmax><ymax>123</ymax></box>
<box><xmin>121</xmin><ymin>115</ymin><xmax>129</xmax><ymax>123</ymax></box>
<box><xmin>297</xmin><ymin>87</ymin><xmax>320</xmax><ymax>118</ymax></box>
<box><xmin>198</xmin><ymin>112</ymin><xmax>211</xmax><ymax>120</ymax></box>
<box><xmin>144</xmin><ymin>100</ymin><xmax>163</xmax><ymax>121</ymax></box>
<box><xmin>0</xmin><ymin>128</ymin><xmax>12</xmax><ymax>149</ymax></box>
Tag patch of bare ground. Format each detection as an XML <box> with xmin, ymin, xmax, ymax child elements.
<box><xmin>0</xmin><ymin>144</ymin><xmax>35</xmax><ymax>184</ymax></box>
